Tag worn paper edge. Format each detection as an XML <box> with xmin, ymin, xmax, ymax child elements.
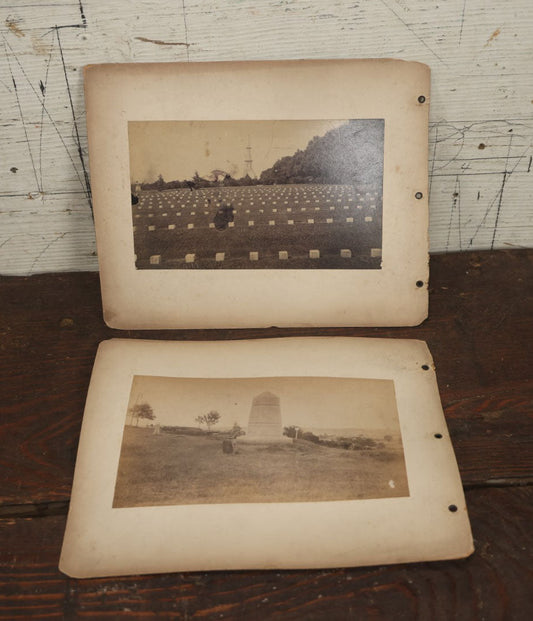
<box><xmin>60</xmin><ymin>336</ymin><xmax>473</xmax><ymax>578</ymax></box>
<box><xmin>84</xmin><ymin>59</ymin><xmax>430</xmax><ymax>329</ymax></box>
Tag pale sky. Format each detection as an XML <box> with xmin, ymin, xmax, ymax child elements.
<box><xmin>126</xmin><ymin>375</ymin><xmax>399</xmax><ymax>432</ymax></box>
<box><xmin>128</xmin><ymin>120</ymin><xmax>347</xmax><ymax>183</ymax></box>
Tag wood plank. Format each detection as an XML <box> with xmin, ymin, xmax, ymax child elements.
<box><xmin>0</xmin><ymin>250</ymin><xmax>531</xmax><ymax>507</ymax></box>
<box><xmin>1</xmin><ymin>1</ymin><xmax>533</xmax><ymax>274</ymax></box>
<box><xmin>0</xmin><ymin>486</ymin><xmax>532</xmax><ymax>619</ymax></box>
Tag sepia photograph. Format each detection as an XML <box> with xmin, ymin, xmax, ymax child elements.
<box><xmin>129</xmin><ymin>119</ymin><xmax>384</xmax><ymax>270</ymax></box>
<box><xmin>113</xmin><ymin>375</ymin><xmax>408</xmax><ymax>508</ymax></box>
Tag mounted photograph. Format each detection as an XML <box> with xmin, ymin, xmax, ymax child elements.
<box><xmin>60</xmin><ymin>338</ymin><xmax>473</xmax><ymax>578</ymax></box>
<box><xmin>85</xmin><ymin>59</ymin><xmax>430</xmax><ymax>328</ymax></box>
<box><xmin>113</xmin><ymin>374</ymin><xmax>407</xmax><ymax>508</ymax></box>
<box><xmin>129</xmin><ymin>119</ymin><xmax>384</xmax><ymax>270</ymax></box>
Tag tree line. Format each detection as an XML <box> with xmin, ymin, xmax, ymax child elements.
<box><xmin>134</xmin><ymin>119</ymin><xmax>383</xmax><ymax>191</ymax></box>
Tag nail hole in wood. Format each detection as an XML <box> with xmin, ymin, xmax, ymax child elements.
<box><xmin>448</xmin><ymin>504</ymin><xmax>458</xmax><ymax>513</ymax></box>
<box><xmin>418</xmin><ymin>95</ymin><xmax>426</xmax><ymax>103</ymax></box>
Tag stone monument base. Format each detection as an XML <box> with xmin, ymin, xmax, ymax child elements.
<box><xmin>237</xmin><ymin>435</ymin><xmax>293</xmax><ymax>445</ymax></box>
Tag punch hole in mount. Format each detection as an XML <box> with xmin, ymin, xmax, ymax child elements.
<box><xmin>421</xmin><ymin>364</ymin><xmax>430</xmax><ymax>370</ymax></box>
<box><xmin>434</xmin><ymin>433</ymin><xmax>443</xmax><ymax>439</ymax></box>
<box><xmin>418</xmin><ymin>95</ymin><xmax>426</xmax><ymax>103</ymax></box>
<box><xmin>448</xmin><ymin>504</ymin><xmax>458</xmax><ymax>513</ymax></box>
<box><xmin>415</xmin><ymin>191</ymin><xmax>423</xmax><ymax>200</ymax></box>
<box><xmin>416</xmin><ymin>280</ymin><xmax>424</xmax><ymax>288</ymax></box>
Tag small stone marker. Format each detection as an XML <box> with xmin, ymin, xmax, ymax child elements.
<box><xmin>309</xmin><ymin>249</ymin><xmax>320</xmax><ymax>259</ymax></box>
<box><xmin>187</xmin><ymin>223</ymin><xmax>194</xmax><ymax>229</ymax></box>
<box><xmin>288</xmin><ymin>219</ymin><xmax>294</xmax><ymax>225</ymax></box>
<box><xmin>340</xmin><ymin>249</ymin><xmax>352</xmax><ymax>258</ymax></box>
<box><xmin>168</xmin><ymin>224</ymin><xmax>175</xmax><ymax>230</ymax></box>
<box><xmin>185</xmin><ymin>253</ymin><xmax>195</xmax><ymax>263</ymax></box>
<box><xmin>149</xmin><ymin>255</ymin><xmax>161</xmax><ymax>265</ymax></box>
<box><xmin>346</xmin><ymin>217</ymin><xmax>354</xmax><ymax>223</ymax></box>
<box><xmin>308</xmin><ymin>219</ymin><xmax>314</xmax><ymax>224</ymax></box>
<box><xmin>279</xmin><ymin>250</ymin><xmax>288</xmax><ymax>260</ymax></box>
<box><xmin>248</xmin><ymin>220</ymin><xmax>254</xmax><ymax>226</ymax></box>
<box><xmin>148</xmin><ymin>225</ymin><xmax>155</xmax><ymax>231</ymax></box>
<box><xmin>371</xmin><ymin>248</ymin><xmax>382</xmax><ymax>257</ymax></box>
<box><xmin>269</xmin><ymin>220</ymin><xmax>275</xmax><ymax>226</ymax></box>
<box><xmin>215</xmin><ymin>252</ymin><xmax>225</xmax><ymax>262</ymax></box>
<box><xmin>326</xmin><ymin>218</ymin><xmax>333</xmax><ymax>224</ymax></box>
<box><xmin>249</xmin><ymin>251</ymin><xmax>259</xmax><ymax>261</ymax></box>
<box><xmin>365</xmin><ymin>216</ymin><xmax>373</xmax><ymax>222</ymax></box>
<box><xmin>209</xmin><ymin>223</ymin><xmax>215</xmax><ymax>228</ymax></box>
<box><xmin>222</xmin><ymin>439</ymin><xmax>234</xmax><ymax>454</ymax></box>
<box><xmin>228</xmin><ymin>222</ymin><xmax>235</xmax><ymax>228</ymax></box>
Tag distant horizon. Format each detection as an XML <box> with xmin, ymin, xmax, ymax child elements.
<box><xmin>125</xmin><ymin>375</ymin><xmax>401</xmax><ymax>432</ymax></box>
<box><xmin>128</xmin><ymin>120</ymin><xmax>348</xmax><ymax>184</ymax></box>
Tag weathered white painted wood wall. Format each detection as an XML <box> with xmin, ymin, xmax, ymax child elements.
<box><xmin>1</xmin><ymin>0</ymin><xmax>532</xmax><ymax>275</ymax></box>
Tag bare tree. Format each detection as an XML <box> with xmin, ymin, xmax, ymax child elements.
<box><xmin>195</xmin><ymin>410</ymin><xmax>221</xmax><ymax>433</ymax></box>
<box><xmin>129</xmin><ymin>402</ymin><xmax>155</xmax><ymax>427</ymax></box>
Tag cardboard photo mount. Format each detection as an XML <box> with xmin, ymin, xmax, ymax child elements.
<box><xmin>59</xmin><ymin>337</ymin><xmax>473</xmax><ymax>578</ymax></box>
<box><xmin>85</xmin><ymin>59</ymin><xmax>430</xmax><ymax>329</ymax></box>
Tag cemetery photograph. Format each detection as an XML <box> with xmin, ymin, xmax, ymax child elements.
<box><xmin>113</xmin><ymin>375</ymin><xmax>408</xmax><ymax>508</ymax></box>
<box><xmin>128</xmin><ymin>119</ymin><xmax>384</xmax><ymax>270</ymax></box>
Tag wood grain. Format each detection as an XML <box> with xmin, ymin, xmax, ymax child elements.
<box><xmin>0</xmin><ymin>249</ymin><xmax>532</xmax><ymax>617</ymax></box>
<box><xmin>0</xmin><ymin>487</ymin><xmax>532</xmax><ymax>620</ymax></box>
<box><xmin>1</xmin><ymin>1</ymin><xmax>532</xmax><ymax>274</ymax></box>
<box><xmin>0</xmin><ymin>250</ymin><xmax>531</xmax><ymax>508</ymax></box>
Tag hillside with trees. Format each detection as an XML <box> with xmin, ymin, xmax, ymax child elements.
<box><xmin>259</xmin><ymin>119</ymin><xmax>383</xmax><ymax>186</ymax></box>
<box><xmin>135</xmin><ymin>120</ymin><xmax>383</xmax><ymax>192</ymax></box>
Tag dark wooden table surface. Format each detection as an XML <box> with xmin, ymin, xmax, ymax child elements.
<box><xmin>0</xmin><ymin>249</ymin><xmax>532</xmax><ymax>620</ymax></box>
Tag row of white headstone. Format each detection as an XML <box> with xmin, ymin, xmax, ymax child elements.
<box><xmin>146</xmin><ymin>248</ymin><xmax>382</xmax><ymax>264</ymax></box>
<box><xmin>135</xmin><ymin>216</ymin><xmax>374</xmax><ymax>232</ymax></box>
<box><xmin>136</xmin><ymin>206</ymin><xmax>375</xmax><ymax>215</ymax></box>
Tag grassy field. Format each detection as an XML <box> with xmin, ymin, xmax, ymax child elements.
<box><xmin>132</xmin><ymin>184</ymin><xmax>382</xmax><ymax>270</ymax></box>
<box><xmin>113</xmin><ymin>427</ymin><xmax>408</xmax><ymax>508</ymax></box>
